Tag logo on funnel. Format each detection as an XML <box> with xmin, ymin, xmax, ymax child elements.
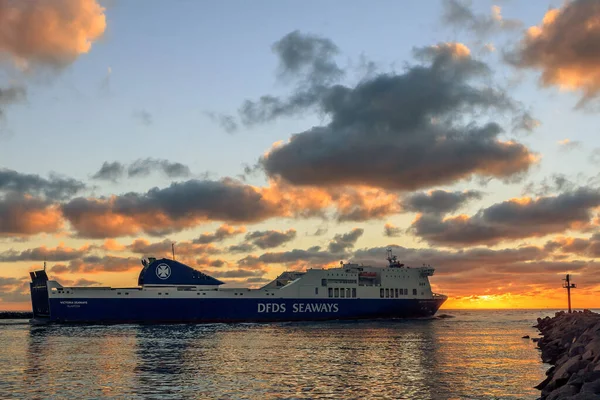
<box><xmin>156</xmin><ymin>263</ymin><xmax>171</xmax><ymax>280</ymax></box>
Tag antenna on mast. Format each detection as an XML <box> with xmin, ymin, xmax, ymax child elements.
<box><xmin>172</xmin><ymin>242</ymin><xmax>176</xmax><ymax>260</ymax></box>
<box><xmin>43</xmin><ymin>257</ymin><xmax>46</xmax><ymax>272</ymax></box>
<box><xmin>562</xmin><ymin>274</ymin><xmax>576</xmax><ymax>313</ymax></box>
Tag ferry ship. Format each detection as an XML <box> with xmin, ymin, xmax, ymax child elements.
<box><xmin>29</xmin><ymin>250</ymin><xmax>447</xmax><ymax>324</ymax></box>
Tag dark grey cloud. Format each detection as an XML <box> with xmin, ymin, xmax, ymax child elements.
<box><xmin>214</xmin><ymin>31</ymin><xmax>343</xmax><ymax>132</ymax></box>
<box><xmin>258</xmin><ymin>41</ymin><xmax>536</xmax><ymax>191</ymax></box>
<box><xmin>228</xmin><ymin>243</ymin><xmax>256</xmax><ymax>253</ymax></box>
<box><xmin>49</xmin><ymin>256</ymin><xmax>140</xmax><ymax>274</ymax></box>
<box><xmin>411</xmin><ymin>187</ymin><xmax>600</xmax><ymax>247</ymax></box>
<box><xmin>61</xmin><ymin>179</ymin><xmax>286</xmax><ymax>238</ymax></box>
<box><xmin>239</xmin><ymin>245</ymin><xmax>343</xmax><ymax>268</ymax></box>
<box><xmin>193</xmin><ymin>224</ymin><xmax>246</xmax><ymax>244</ymax></box>
<box><xmin>384</xmin><ymin>223</ymin><xmax>402</xmax><ymax>237</ymax></box>
<box><xmin>0</xmin><ymin>193</ymin><xmax>62</xmax><ymax>235</ymax></box>
<box><xmin>402</xmin><ymin>190</ymin><xmax>482</xmax><ymax>215</ymax></box>
<box><xmin>0</xmin><ymin>86</ymin><xmax>26</xmax><ymax>119</ymax></box>
<box><xmin>91</xmin><ymin>159</ymin><xmax>192</xmax><ymax>182</ymax></box>
<box><xmin>352</xmin><ymin>244</ymin><xmax>547</xmax><ymax>274</ymax></box>
<box><xmin>272</xmin><ymin>30</ymin><xmax>343</xmax><ymax>86</ymax></box>
<box><xmin>312</xmin><ymin>227</ymin><xmax>328</xmax><ymax>236</ymax></box>
<box><xmin>128</xmin><ymin>158</ymin><xmax>191</xmax><ymax>179</ymax></box>
<box><xmin>522</xmin><ymin>174</ymin><xmax>576</xmax><ymax>197</ymax></box>
<box><xmin>91</xmin><ymin>161</ymin><xmax>124</xmax><ymax>182</ymax></box>
<box><xmin>545</xmin><ymin>233</ymin><xmax>600</xmax><ymax>258</ymax></box>
<box><xmin>0</xmin><ymin>168</ymin><xmax>86</xmax><ymax>200</ymax></box>
<box><xmin>328</xmin><ymin>228</ymin><xmax>364</xmax><ymax>253</ymax></box>
<box><xmin>0</xmin><ymin>276</ymin><xmax>29</xmax><ymax>303</ymax></box>
<box><xmin>505</xmin><ymin>0</ymin><xmax>600</xmax><ymax>107</ymax></box>
<box><xmin>244</xmin><ymin>229</ymin><xmax>297</xmax><ymax>249</ymax></box>
<box><xmin>133</xmin><ymin>109</ymin><xmax>152</xmax><ymax>126</ymax></box>
<box><xmin>441</xmin><ymin>0</ymin><xmax>522</xmax><ymax>37</ymax></box>
<box><xmin>208</xmin><ymin>268</ymin><xmax>265</xmax><ymax>279</ymax></box>
<box><xmin>590</xmin><ymin>149</ymin><xmax>600</xmax><ymax>165</ymax></box>
<box><xmin>205</xmin><ymin>112</ymin><xmax>238</xmax><ymax>133</ymax></box>
<box><xmin>0</xmin><ymin>246</ymin><xmax>86</xmax><ymax>262</ymax></box>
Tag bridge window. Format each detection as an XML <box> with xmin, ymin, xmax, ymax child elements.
<box><xmin>328</xmin><ymin>288</ymin><xmax>333</xmax><ymax>297</ymax></box>
<box><xmin>385</xmin><ymin>288</ymin><xmax>389</xmax><ymax>298</ymax></box>
<box><xmin>334</xmin><ymin>288</ymin><xmax>339</xmax><ymax>298</ymax></box>
<box><xmin>380</xmin><ymin>288</ymin><xmax>384</xmax><ymax>298</ymax></box>
<box><xmin>315</xmin><ymin>287</ymin><xmax>319</xmax><ymax>295</ymax></box>
<box><xmin>395</xmin><ymin>289</ymin><xmax>399</xmax><ymax>297</ymax></box>
<box><xmin>352</xmin><ymin>288</ymin><xmax>356</xmax><ymax>298</ymax></box>
<box><xmin>321</xmin><ymin>279</ymin><xmax>327</xmax><ymax>286</ymax></box>
<box><xmin>413</xmin><ymin>289</ymin><xmax>417</xmax><ymax>295</ymax></box>
<box><xmin>404</xmin><ymin>288</ymin><xmax>408</xmax><ymax>295</ymax></box>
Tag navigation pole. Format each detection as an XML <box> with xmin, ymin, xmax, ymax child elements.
<box><xmin>562</xmin><ymin>274</ymin><xmax>576</xmax><ymax>313</ymax></box>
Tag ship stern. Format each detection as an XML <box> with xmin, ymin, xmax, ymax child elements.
<box><xmin>29</xmin><ymin>270</ymin><xmax>51</xmax><ymax>324</ymax></box>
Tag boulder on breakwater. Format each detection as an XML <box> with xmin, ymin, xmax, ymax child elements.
<box><xmin>534</xmin><ymin>310</ymin><xmax>600</xmax><ymax>399</ymax></box>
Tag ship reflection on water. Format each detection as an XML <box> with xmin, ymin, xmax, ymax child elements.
<box><xmin>2</xmin><ymin>311</ymin><xmax>549</xmax><ymax>399</ymax></box>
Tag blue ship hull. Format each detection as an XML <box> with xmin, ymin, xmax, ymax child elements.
<box><xmin>42</xmin><ymin>297</ymin><xmax>446</xmax><ymax>324</ymax></box>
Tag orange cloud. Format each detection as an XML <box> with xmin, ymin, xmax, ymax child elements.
<box><xmin>0</xmin><ymin>194</ymin><xmax>63</xmax><ymax>236</ymax></box>
<box><xmin>509</xmin><ymin>0</ymin><xmax>600</xmax><ymax>105</ymax></box>
<box><xmin>0</xmin><ymin>0</ymin><xmax>106</xmax><ymax>70</ymax></box>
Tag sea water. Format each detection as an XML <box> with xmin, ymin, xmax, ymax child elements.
<box><xmin>0</xmin><ymin>310</ymin><xmax>568</xmax><ymax>399</ymax></box>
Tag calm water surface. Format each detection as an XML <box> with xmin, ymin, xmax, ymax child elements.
<box><xmin>0</xmin><ymin>310</ymin><xmax>561</xmax><ymax>399</ymax></box>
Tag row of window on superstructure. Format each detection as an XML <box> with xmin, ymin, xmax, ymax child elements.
<box><xmin>380</xmin><ymin>288</ymin><xmax>417</xmax><ymax>298</ymax></box>
<box><xmin>328</xmin><ymin>287</ymin><xmax>357</xmax><ymax>298</ymax></box>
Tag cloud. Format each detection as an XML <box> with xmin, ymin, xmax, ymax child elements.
<box><xmin>126</xmin><ymin>238</ymin><xmax>220</xmax><ymax>258</ymax></box>
<box><xmin>0</xmin><ymin>276</ymin><xmax>29</xmax><ymax>303</ymax></box>
<box><xmin>0</xmin><ymin>0</ymin><xmax>106</xmax><ymax>70</ymax></box>
<box><xmin>91</xmin><ymin>159</ymin><xmax>192</xmax><ymax>182</ymax></box>
<box><xmin>0</xmin><ymin>86</ymin><xmax>26</xmax><ymax>119</ymax></box>
<box><xmin>0</xmin><ymin>168</ymin><xmax>86</xmax><ymax>200</ymax></box>
<box><xmin>128</xmin><ymin>158</ymin><xmax>191</xmax><ymax>179</ymax></box>
<box><xmin>557</xmin><ymin>139</ymin><xmax>582</xmax><ymax>152</ymax></box>
<box><xmin>244</xmin><ymin>229</ymin><xmax>297</xmax><ymax>249</ymax></box>
<box><xmin>384</xmin><ymin>223</ymin><xmax>402</xmax><ymax>237</ymax></box>
<box><xmin>193</xmin><ymin>224</ymin><xmax>246</xmax><ymax>244</ymax></box>
<box><xmin>205</xmin><ymin>112</ymin><xmax>239</xmax><ymax>134</ymax></box>
<box><xmin>258</xmin><ymin>40</ymin><xmax>537</xmax><ymax>191</ymax></box>
<box><xmin>312</xmin><ymin>227</ymin><xmax>328</xmax><ymax>236</ymax></box>
<box><xmin>0</xmin><ymin>244</ymin><xmax>87</xmax><ymax>262</ymax></box>
<box><xmin>211</xmin><ymin>31</ymin><xmax>343</xmax><ymax>133</ymax></box>
<box><xmin>61</xmin><ymin>179</ymin><xmax>290</xmax><ymax>238</ymax></box>
<box><xmin>133</xmin><ymin>110</ymin><xmax>153</xmax><ymax>126</ymax></box>
<box><xmin>49</xmin><ymin>255</ymin><xmax>140</xmax><ymax>274</ymax></box>
<box><xmin>591</xmin><ymin>148</ymin><xmax>600</xmax><ymax>165</ymax></box>
<box><xmin>546</xmin><ymin>233</ymin><xmax>600</xmax><ymax>258</ymax></box>
<box><xmin>441</xmin><ymin>1</ymin><xmax>522</xmax><ymax>36</ymax></box>
<box><xmin>91</xmin><ymin>162</ymin><xmax>124</xmax><ymax>182</ymax></box>
<box><xmin>239</xmin><ymin>246</ymin><xmax>343</xmax><ymax>268</ymax></box>
<box><xmin>506</xmin><ymin>0</ymin><xmax>600</xmax><ymax>106</ymax></box>
<box><xmin>208</xmin><ymin>268</ymin><xmax>266</xmax><ymax>279</ymax></box>
<box><xmin>401</xmin><ymin>190</ymin><xmax>483</xmax><ymax>215</ymax></box>
<box><xmin>522</xmin><ymin>174</ymin><xmax>575</xmax><ymax>197</ymax></box>
<box><xmin>410</xmin><ymin>187</ymin><xmax>600</xmax><ymax>247</ymax></box>
<box><xmin>196</xmin><ymin>257</ymin><xmax>228</xmax><ymax>268</ymax></box>
<box><xmin>227</xmin><ymin>243</ymin><xmax>256</xmax><ymax>254</ymax></box>
<box><xmin>352</xmin><ymin>244</ymin><xmax>548</xmax><ymax>274</ymax></box>
<box><xmin>328</xmin><ymin>228</ymin><xmax>364</xmax><ymax>253</ymax></box>
<box><xmin>60</xmin><ymin>175</ymin><xmax>405</xmax><ymax>239</ymax></box>
<box><xmin>0</xmin><ymin>194</ymin><xmax>63</xmax><ymax>236</ymax></box>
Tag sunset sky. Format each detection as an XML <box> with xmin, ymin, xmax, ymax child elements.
<box><xmin>1</xmin><ymin>0</ymin><xmax>600</xmax><ymax>311</ymax></box>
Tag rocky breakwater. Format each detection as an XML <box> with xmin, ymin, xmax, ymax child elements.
<box><xmin>534</xmin><ymin>310</ymin><xmax>600</xmax><ymax>399</ymax></box>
